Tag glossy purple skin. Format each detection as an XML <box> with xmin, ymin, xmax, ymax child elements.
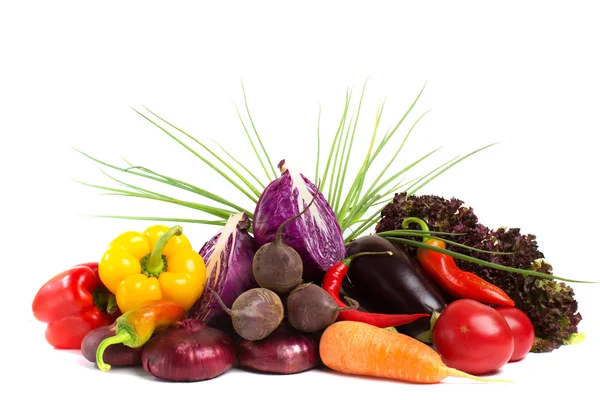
<box><xmin>237</xmin><ymin>321</ymin><xmax>322</xmax><ymax>374</ymax></box>
<box><xmin>252</xmin><ymin>165</ymin><xmax>345</xmax><ymax>281</ymax></box>
<box><xmin>142</xmin><ymin>320</ymin><xmax>236</xmax><ymax>382</ymax></box>
<box><xmin>81</xmin><ymin>325</ymin><xmax>143</xmax><ymax>368</ymax></box>
<box><xmin>188</xmin><ymin>212</ymin><xmax>259</xmax><ymax>324</ymax></box>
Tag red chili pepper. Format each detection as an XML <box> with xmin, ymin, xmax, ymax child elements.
<box><xmin>32</xmin><ymin>262</ymin><xmax>120</xmax><ymax>349</ymax></box>
<box><xmin>402</xmin><ymin>217</ymin><xmax>515</xmax><ymax>307</ymax></box>
<box><xmin>322</xmin><ymin>252</ymin><xmax>430</xmax><ymax>328</ymax></box>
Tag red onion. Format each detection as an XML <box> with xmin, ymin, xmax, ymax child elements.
<box><xmin>141</xmin><ymin>319</ymin><xmax>236</xmax><ymax>382</ymax></box>
<box><xmin>81</xmin><ymin>325</ymin><xmax>142</xmax><ymax>368</ymax></box>
<box><xmin>237</xmin><ymin>321</ymin><xmax>322</xmax><ymax>374</ymax></box>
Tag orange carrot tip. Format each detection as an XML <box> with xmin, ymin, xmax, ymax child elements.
<box><xmin>319</xmin><ymin>321</ymin><xmax>513</xmax><ymax>384</ymax></box>
<box><xmin>442</xmin><ymin>367</ymin><xmax>513</xmax><ymax>383</ymax></box>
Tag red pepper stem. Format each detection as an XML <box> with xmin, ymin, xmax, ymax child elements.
<box><xmin>401</xmin><ymin>217</ymin><xmax>431</xmax><ymax>242</ymax></box>
<box><xmin>96</xmin><ymin>330</ymin><xmax>132</xmax><ymax>372</ymax></box>
<box><xmin>106</xmin><ymin>294</ymin><xmax>118</xmax><ymax>315</ymax></box>
<box><xmin>92</xmin><ymin>291</ymin><xmax>118</xmax><ymax>314</ymax></box>
<box><xmin>145</xmin><ymin>225</ymin><xmax>183</xmax><ymax>276</ymax></box>
<box><xmin>343</xmin><ymin>251</ymin><xmax>393</xmax><ymax>266</ymax></box>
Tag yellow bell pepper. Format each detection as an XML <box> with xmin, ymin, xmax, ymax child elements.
<box><xmin>98</xmin><ymin>225</ymin><xmax>207</xmax><ymax>314</ymax></box>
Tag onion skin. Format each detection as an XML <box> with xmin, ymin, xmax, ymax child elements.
<box><xmin>81</xmin><ymin>325</ymin><xmax>142</xmax><ymax>368</ymax></box>
<box><xmin>237</xmin><ymin>321</ymin><xmax>322</xmax><ymax>374</ymax></box>
<box><xmin>142</xmin><ymin>319</ymin><xmax>236</xmax><ymax>382</ymax></box>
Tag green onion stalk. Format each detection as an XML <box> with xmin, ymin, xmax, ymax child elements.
<box><xmin>73</xmin><ymin>80</ymin><xmax>595</xmax><ymax>284</ymax></box>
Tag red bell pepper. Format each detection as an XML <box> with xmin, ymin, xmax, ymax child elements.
<box><xmin>32</xmin><ymin>262</ymin><xmax>120</xmax><ymax>349</ymax></box>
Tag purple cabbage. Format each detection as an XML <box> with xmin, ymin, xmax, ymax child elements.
<box><xmin>188</xmin><ymin>212</ymin><xmax>258</xmax><ymax>325</ymax></box>
<box><xmin>252</xmin><ymin>160</ymin><xmax>346</xmax><ymax>281</ymax></box>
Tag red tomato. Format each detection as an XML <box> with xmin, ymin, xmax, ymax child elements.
<box><xmin>496</xmin><ymin>307</ymin><xmax>535</xmax><ymax>362</ymax></box>
<box><xmin>432</xmin><ymin>299</ymin><xmax>514</xmax><ymax>375</ymax></box>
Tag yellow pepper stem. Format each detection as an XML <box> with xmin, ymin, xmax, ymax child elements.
<box><xmin>145</xmin><ymin>225</ymin><xmax>183</xmax><ymax>276</ymax></box>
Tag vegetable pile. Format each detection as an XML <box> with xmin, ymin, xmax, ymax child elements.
<box><xmin>375</xmin><ymin>192</ymin><xmax>584</xmax><ymax>352</ymax></box>
<box><xmin>31</xmin><ymin>82</ymin><xmax>595</xmax><ymax>384</ymax></box>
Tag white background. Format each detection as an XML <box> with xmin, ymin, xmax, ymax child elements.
<box><xmin>1</xmin><ymin>1</ymin><xmax>599</xmax><ymax>398</ymax></box>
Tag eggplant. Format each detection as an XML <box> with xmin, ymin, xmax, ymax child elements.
<box><xmin>345</xmin><ymin>235</ymin><xmax>451</xmax><ymax>338</ymax></box>
<box><xmin>339</xmin><ymin>279</ymin><xmax>382</xmax><ymax>313</ymax></box>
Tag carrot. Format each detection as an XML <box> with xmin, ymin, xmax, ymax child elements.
<box><xmin>319</xmin><ymin>321</ymin><xmax>512</xmax><ymax>384</ymax></box>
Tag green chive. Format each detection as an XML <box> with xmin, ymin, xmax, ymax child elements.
<box><xmin>315</xmin><ymin>103</ymin><xmax>322</xmax><ymax>185</ymax></box>
<box><xmin>320</xmin><ymin>88</ymin><xmax>351</xmax><ymax>196</ymax></box>
<box><xmin>385</xmin><ymin>237</ymin><xmax>597</xmax><ymax>284</ymax></box>
<box><xmin>131</xmin><ymin>108</ymin><xmax>259</xmax><ymax>203</ymax></box>
<box><xmin>240</xmin><ymin>81</ymin><xmax>278</xmax><ymax>180</ymax></box>
<box><xmin>83</xmin><ymin>215</ymin><xmax>229</xmax><ymax>227</ymax></box>
<box><xmin>212</xmin><ymin>140</ymin><xmax>267</xmax><ymax>190</ymax></box>
<box><xmin>141</xmin><ymin>106</ymin><xmax>263</xmax><ymax>199</ymax></box>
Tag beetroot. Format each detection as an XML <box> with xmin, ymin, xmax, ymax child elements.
<box><xmin>286</xmin><ymin>283</ymin><xmax>358</xmax><ymax>333</ymax></box>
<box><xmin>209</xmin><ymin>287</ymin><xmax>284</xmax><ymax>341</ymax></box>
